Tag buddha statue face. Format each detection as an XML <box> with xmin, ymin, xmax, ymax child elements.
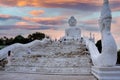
<box><xmin>68</xmin><ymin>16</ymin><xmax>77</xmax><ymax>27</ymax></box>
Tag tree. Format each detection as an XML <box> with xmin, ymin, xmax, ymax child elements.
<box><xmin>96</xmin><ymin>40</ymin><xmax>102</xmax><ymax>53</ymax></box>
<box><xmin>5</xmin><ymin>38</ymin><xmax>14</xmax><ymax>45</ymax></box>
<box><xmin>0</xmin><ymin>32</ymin><xmax>46</xmax><ymax>46</ymax></box>
<box><xmin>0</xmin><ymin>38</ymin><xmax>4</xmax><ymax>45</ymax></box>
<box><xmin>13</xmin><ymin>35</ymin><xmax>26</xmax><ymax>44</ymax></box>
<box><xmin>27</xmin><ymin>32</ymin><xmax>45</xmax><ymax>41</ymax></box>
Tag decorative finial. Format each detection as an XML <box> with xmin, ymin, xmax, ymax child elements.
<box><xmin>100</xmin><ymin>0</ymin><xmax>111</xmax><ymax>20</ymax></box>
<box><xmin>68</xmin><ymin>16</ymin><xmax>77</xmax><ymax>27</ymax></box>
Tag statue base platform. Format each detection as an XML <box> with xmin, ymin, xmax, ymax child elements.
<box><xmin>92</xmin><ymin>66</ymin><xmax>120</xmax><ymax>80</ymax></box>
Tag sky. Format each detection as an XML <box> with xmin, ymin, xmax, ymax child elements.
<box><xmin>0</xmin><ymin>0</ymin><xmax>120</xmax><ymax>49</ymax></box>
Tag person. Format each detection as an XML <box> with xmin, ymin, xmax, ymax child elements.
<box><xmin>27</xmin><ymin>49</ymin><xmax>31</xmax><ymax>54</ymax></box>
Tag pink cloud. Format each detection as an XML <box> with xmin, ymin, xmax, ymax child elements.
<box><xmin>0</xmin><ymin>0</ymin><xmax>120</xmax><ymax>12</ymax></box>
<box><xmin>0</xmin><ymin>0</ymin><xmax>102</xmax><ymax>11</ymax></box>
<box><xmin>15</xmin><ymin>22</ymin><xmax>40</xmax><ymax>29</ymax></box>
<box><xmin>16</xmin><ymin>22</ymin><xmax>28</xmax><ymax>25</ymax></box>
<box><xmin>22</xmin><ymin>16</ymin><xmax>66</xmax><ymax>25</ymax></box>
<box><xmin>0</xmin><ymin>14</ymin><xmax>11</xmax><ymax>20</ymax></box>
<box><xmin>0</xmin><ymin>0</ymin><xmax>100</xmax><ymax>7</ymax></box>
<box><xmin>29</xmin><ymin>10</ymin><xmax>45</xmax><ymax>16</ymax></box>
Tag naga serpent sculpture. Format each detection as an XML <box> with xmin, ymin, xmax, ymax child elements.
<box><xmin>86</xmin><ymin>0</ymin><xmax>117</xmax><ymax>67</ymax></box>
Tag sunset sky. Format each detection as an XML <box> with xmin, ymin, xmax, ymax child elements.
<box><xmin>0</xmin><ymin>0</ymin><xmax>120</xmax><ymax>49</ymax></box>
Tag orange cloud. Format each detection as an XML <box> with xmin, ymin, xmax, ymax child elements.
<box><xmin>17</xmin><ymin>1</ymin><xmax>27</xmax><ymax>7</ymax></box>
<box><xmin>1</xmin><ymin>0</ymin><xmax>120</xmax><ymax>11</ymax></box>
<box><xmin>0</xmin><ymin>0</ymin><xmax>101</xmax><ymax>7</ymax></box>
<box><xmin>43</xmin><ymin>0</ymin><xmax>99</xmax><ymax>4</ymax></box>
<box><xmin>29</xmin><ymin>10</ymin><xmax>44</xmax><ymax>16</ymax></box>
<box><xmin>0</xmin><ymin>0</ymin><xmax>109</xmax><ymax>12</ymax></box>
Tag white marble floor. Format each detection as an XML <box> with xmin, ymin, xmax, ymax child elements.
<box><xmin>0</xmin><ymin>72</ymin><xmax>97</xmax><ymax>80</ymax></box>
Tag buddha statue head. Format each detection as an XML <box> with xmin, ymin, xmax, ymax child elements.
<box><xmin>68</xmin><ymin>16</ymin><xmax>77</xmax><ymax>27</ymax></box>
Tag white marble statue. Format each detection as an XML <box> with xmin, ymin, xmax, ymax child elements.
<box><xmin>86</xmin><ymin>0</ymin><xmax>117</xmax><ymax>67</ymax></box>
<box><xmin>62</xmin><ymin>16</ymin><xmax>81</xmax><ymax>41</ymax></box>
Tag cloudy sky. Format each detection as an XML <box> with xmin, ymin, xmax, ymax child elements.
<box><xmin>0</xmin><ymin>0</ymin><xmax>120</xmax><ymax>49</ymax></box>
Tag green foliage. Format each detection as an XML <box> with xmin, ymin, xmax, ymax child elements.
<box><xmin>0</xmin><ymin>38</ymin><xmax>4</xmax><ymax>45</ymax></box>
<box><xmin>28</xmin><ymin>32</ymin><xmax>45</xmax><ymax>41</ymax></box>
<box><xmin>5</xmin><ymin>38</ymin><xmax>14</xmax><ymax>45</ymax></box>
<box><xmin>0</xmin><ymin>32</ymin><xmax>46</xmax><ymax>48</ymax></box>
<box><xmin>96</xmin><ymin>40</ymin><xmax>102</xmax><ymax>53</ymax></box>
<box><xmin>13</xmin><ymin>35</ymin><xmax>26</xmax><ymax>44</ymax></box>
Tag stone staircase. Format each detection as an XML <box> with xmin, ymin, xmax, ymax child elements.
<box><xmin>5</xmin><ymin>55</ymin><xmax>92</xmax><ymax>74</ymax></box>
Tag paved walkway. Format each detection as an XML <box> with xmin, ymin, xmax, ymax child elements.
<box><xmin>0</xmin><ymin>72</ymin><xmax>97</xmax><ymax>80</ymax></box>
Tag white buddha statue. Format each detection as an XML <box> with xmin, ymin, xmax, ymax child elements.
<box><xmin>65</xmin><ymin>16</ymin><xmax>81</xmax><ymax>41</ymax></box>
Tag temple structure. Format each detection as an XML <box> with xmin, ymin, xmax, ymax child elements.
<box><xmin>0</xmin><ymin>0</ymin><xmax>119</xmax><ymax>80</ymax></box>
<box><xmin>0</xmin><ymin>21</ymin><xmax>91</xmax><ymax>74</ymax></box>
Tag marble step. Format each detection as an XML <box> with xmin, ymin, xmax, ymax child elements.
<box><xmin>10</xmin><ymin>57</ymin><xmax>91</xmax><ymax>67</ymax></box>
<box><xmin>11</xmin><ymin>57</ymin><xmax>90</xmax><ymax>61</ymax></box>
<box><xmin>10</xmin><ymin>64</ymin><xmax>91</xmax><ymax>68</ymax></box>
<box><xmin>10</xmin><ymin>61</ymin><xmax>91</xmax><ymax>67</ymax></box>
<box><xmin>0</xmin><ymin>72</ymin><xmax>97</xmax><ymax>80</ymax></box>
<box><xmin>6</xmin><ymin>57</ymin><xmax>91</xmax><ymax>75</ymax></box>
<box><xmin>11</xmin><ymin>58</ymin><xmax>91</xmax><ymax>62</ymax></box>
<box><xmin>5</xmin><ymin>66</ymin><xmax>91</xmax><ymax>75</ymax></box>
<box><xmin>92</xmin><ymin>66</ymin><xmax>120</xmax><ymax>80</ymax></box>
